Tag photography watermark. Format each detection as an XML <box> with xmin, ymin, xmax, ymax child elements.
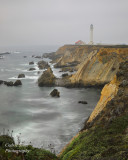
<box><xmin>5</xmin><ymin>149</ymin><xmax>29</xmax><ymax>154</ymax></box>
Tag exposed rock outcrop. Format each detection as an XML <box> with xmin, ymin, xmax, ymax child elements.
<box><xmin>78</xmin><ymin>101</ymin><xmax>88</xmax><ymax>104</ymax></box>
<box><xmin>60</xmin><ymin>61</ymin><xmax>128</xmax><ymax>160</ymax></box>
<box><xmin>34</xmin><ymin>56</ymin><xmax>42</xmax><ymax>58</ymax></box>
<box><xmin>18</xmin><ymin>74</ymin><xmax>25</xmax><ymax>78</ymax></box>
<box><xmin>43</xmin><ymin>52</ymin><xmax>60</xmax><ymax>62</ymax></box>
<box><xmin>0</xmin><ymin>80</ymin><xmax>3</xmax><ymax>85</ymax></box>
<box><xmin>4</xmin><ymin>81</ymin><xmax>14</xmax><ymax>86</ymax></box>
<box><xmin>37</xmin><ymin>60</ymin><xmax>49</xmax><ymax>69</ymax></box>
<box><xmin>50</xmin><ymin>89</ymin><xmax>60</xmax><ymax>97</ymax></box>
<box><xmin>29</xmin><ymin>61</ymin><xmax>34</xmax><ymax>65</ymax></box>
<box><xmin>1</xmin><ymin>80</ymin><xmax>22</xmax><ymax>87</ymax></box>
<box><xmin>38</xmin><ymin>67</ymin><xmax>56</xmax><ymax>87</ymax></box>
<box><xmin>0</xmin><ymin>52</ymin><xmax>11</xmax><ymax>55</ymax></box>
<box><xmin>29</xmin><ymin>68</ymin><xmax>36</xmax><ymax>71</ymax></box>
<box><xmin>70</xmin><ymin>48</ymin><xmax>128</xmax><ymax>87</ymax></box>
<box><xmin>85</xmin><ymin>60</ymin><xmax>128</xmax><ymax>127</ymax></box>
<box><xmin>14</xmin><ymin>80</ymin><xmax>22</xmax><ymax>86</ymax></box>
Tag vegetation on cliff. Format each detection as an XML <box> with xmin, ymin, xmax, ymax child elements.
<box><xmin>0</xmin><ymin>133</ymin><xmax>58</xmax><ymax>160</ymax></box>
<box><xmin>59</xmin><ymin>61</ymin><xmax>128</xmax><ymax>160</ymax></box>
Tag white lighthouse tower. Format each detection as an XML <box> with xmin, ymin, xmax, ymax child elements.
<box><xmin>89</xmin><ymin>24</ymin><xmax>94</xmax><ymax>45</ymax></box>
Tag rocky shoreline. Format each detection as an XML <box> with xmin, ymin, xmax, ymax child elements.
<box><xmin>0</xmin><ymin>44</ymin><xmax>128</xmax><ymax>160</ymax></box>
<box><xmin>38</xmin><ymin>45</ymin><xmax>128</xmax><ymax>89</ymax></box>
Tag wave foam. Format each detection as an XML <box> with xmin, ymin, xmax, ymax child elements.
<box><xmin>9</xmin><ymin>75</ymin><xmax>39</xmax><ymax>80</ymax></box>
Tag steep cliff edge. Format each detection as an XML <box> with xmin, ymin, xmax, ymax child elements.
<box><xmin>52</xmin><ymin>45</ymin><xmax>128</xmax><ymax>87</ymax></box>
<box><xmin>54</xmin><ymin>45</ymin><xmax>101</xmax><ymax>69</ymax></box>
<box><xmin>59</xmin><ymin>61</ymin><xmax>128</xmax><ymax>160</ymax></box>
<box><xmin>70</xmin><ymin>48</ymin><xmax>128</xmax><ymax>87</ymax></box>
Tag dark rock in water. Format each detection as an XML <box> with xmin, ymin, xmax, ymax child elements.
<box><xmin>35</xmin><ymin>56</ymin><xmax>41</xmax><ymax>59</ymax></box>
<box><xmin>4</xmin><ymin>81</ymin><xmax>14</xmax><ymax>86</ymax></box>
<box><xmin>62</xmin><ymin>73</ymin><xmax>68</xmax><ymax>77</ymax></box>
<box><xmin>29</xmin><ymin>61</ymin><xmax>34</xmax><ymax>65</ymax></box>
<box><xmin>0</xmin><ymin>80</ymin><xmax>3</xmax><ymax>85</ymax></box>
<box><xmin>32</xmin><ymin>55</ymin><xmax>35</xmax><ymax>57</ymax></box>
<box><xmin>29</xmin><ymin>68</ymin><xmax>36</xmax><ymax>71</ymax></box>
<box><xmin>14</xmin><ymin>80</ymin><xmax>22</xmax><ymax>86</ymax></box>
<box><xmin>18</xmin><ymin>74</ymin><xmax>25</xmax><ymax>78</ymax></box>
<box><xmin>38</xmin><ymin>67</ymin><xmax>56</xmax><ymax>87</ymax></box>
<box><xmin>0</xmin><ymin>52</ymin><xmax>11</xmax><ymax>55</ymax></box>
<box><xmin>38</xmin><ymin>60</ymin><xmax>49</xmax><ymax>69</ymax></box>
<box><xmin>23</xmin><ymin>56</ymin><xmax>27</xmax><ymax>58</ymax></box>
<box><xmin>50</xmin><ymin>89</ymin><xmax>60</xmax><ymax>97</ymax></box>
<box><xmin>37</xmin><ymin>71</ymin><xmax>41</xmax><ymax>74</ymax></box>
<box><xmin>78</xmin><ymin>101</ymin><xmax>88</xmax><ymax>104</ymax></box>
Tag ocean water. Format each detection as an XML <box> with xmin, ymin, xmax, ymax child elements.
<box><xmin>0</xmin><ymin>45</ymin><xmax>101</xmax><ymax>153</ymax></box>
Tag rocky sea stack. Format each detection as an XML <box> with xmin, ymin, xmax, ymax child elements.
<box><xmin>50</xmin><ymin>89</ymin><xmax>60</xmax><ymax>97</ymax></box>
<box><xmin>38</xmin><ymin>67</ymin><xmax>56</xmax><ymax>87</ymax></box>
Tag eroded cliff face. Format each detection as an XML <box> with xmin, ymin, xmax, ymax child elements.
<box><xmin>53</xmin><ymin>45</ymin><xmax>128</xmax><ymax>87</ymax></box>
<box><xmin>86</xmin><ymin>60</ymin><xmax>128</xmax><ymax>127</ymax></box>
<box><xmin>70</xmin><ymin>48</ymin><xmax>128</xmax><ymax>86</ymax></box>
<box><xmin>59</xmin><ymin>61</ymin><xmax>128</xmax><ymax>160</ymax></box>
<box><xmin>54</xmin><ymin>45</ymin><xmax>101</xmax><ymax>68</ymax></box>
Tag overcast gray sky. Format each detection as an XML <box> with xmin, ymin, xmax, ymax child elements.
<box><xmin>0</xmin><ymin>0</ymin><xmax>128</xmax><ymax>46</ymax></box>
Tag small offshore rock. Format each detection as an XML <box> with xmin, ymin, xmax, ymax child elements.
<box><xmin>29</xmin><ymin>61</ymin><xmax>34</xmax><ymax>65</ymax></box>
<box><xmin>18</xmin><ymin>74</ymin><xmax>25</xmax><ymax>78</ymax></box>
<box><xmin>50</xmin><ymin>89</ymin><xmax>60</xmax><ymax>97</ymax></box>
<box><xmin>78</xmin><ymin>101</ymin><xmax>88</xmax><ymax>104</ymax></box>
<box><xmin>35</xmin><ymin>56</ymin><xmax>41</xmax><ymax>59</ymax></box>
<box><xmin>0</xmin><ymin>80</ymin><xmax>3</xmax><ymax>85</ymax></box>
<box><xmin>29</xmin><ymin>68</ymin><xmax>36</xmax><ymax>71</ymax></box>
<box><xmin>23</xmin><ymin>56</ymin><xmax>27</xmax><ymax>58</ymax></box>
<box><xmin>14</xmin><ymin>80</ymin><xmax>22</xmax><ymax>86</ymax></box>
<box><xmin>4</xmin><ymin>81</ymin><xmax>14</xmax><ymax>86</ymax></box>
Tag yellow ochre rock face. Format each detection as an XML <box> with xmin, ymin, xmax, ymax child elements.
<box><xmin>87</xmin><ymin>60</ymin><xmax>128</xmax><ymax>124</ymax></box>
<box><xmin>70</xmin><ymin>48</ymin><xmax>128</xmax><ymax>86</ymax></box>
<box><xmin>87</xmin><ymin>76</ymin><xmax>118</xmax><ymax>123</ymax></box>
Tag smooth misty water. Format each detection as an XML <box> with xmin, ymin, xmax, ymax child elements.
<box><xmin>0</xmin><ymin>46</ymin><xmax>101</xmax><ymax>153</ymax></box>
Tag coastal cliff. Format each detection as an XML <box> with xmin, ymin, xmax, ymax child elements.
<box><xmin>70</xmin><ymin>48</ymin><xmax>128</xmax><ymax>87</ymax></box>
<box><xmin>59</xmin><ymin>61</ymin><xmax>128</xmax><ymax>160</ymax></box>
<box><xmin>54</xmin><ymin>45</ymin><xmax>101</xmax><ymax>69</ymax></box>
<box><xmin>53</xmin><ymin>45</ymin><xmax>128</xmax><ymax>87</ymax></box>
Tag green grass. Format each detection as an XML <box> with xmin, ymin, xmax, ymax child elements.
<box><xmin>0</xmin><ymin>135</ymin><xmax>58</xmax><ymax>160</ymax></box>
<box><xmin>1</xmin><ymin>114</ymin><xmax>128</xmax><ymax>159</ymax></box>
<box><xmin>0</xmin><ymin>144</ymin><xmax>58</xmax><ymax>160</ymax></box>
<box><xmin>60</xmin><ymin>114</ymin><xmax>128</xmax><ymax>160</ymax></box>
